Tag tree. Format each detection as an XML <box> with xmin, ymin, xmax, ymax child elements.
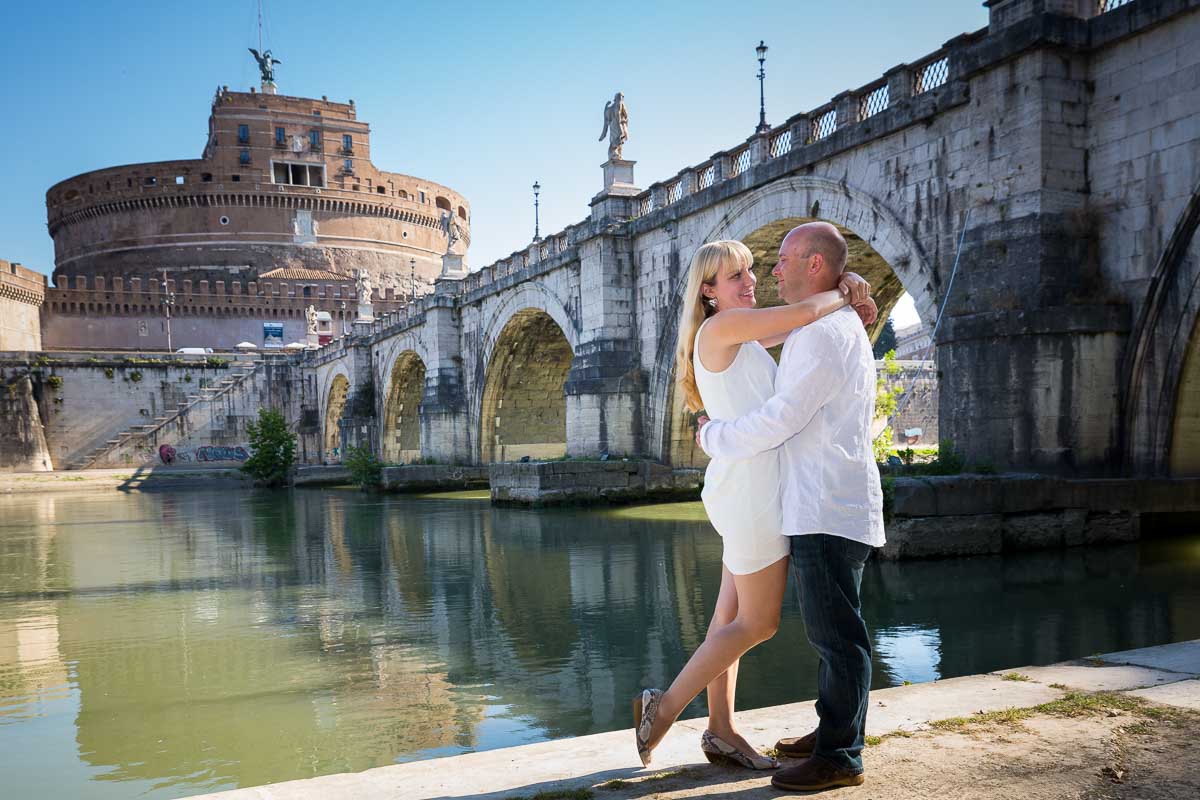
<box><xmin>241</xmin><ymin>408</ymin><xmax>296</xmax><ymax>487</ymax></box>
<box><xmin>872</xmin><ymin>350</ymin><xmax>905</xmax><ymax>463</ymax></box>
<box><xmin>343</xmin><ymin>445</ymin><xmax>383</xmax><ymax>490</ymax></box>
<box><xmin>873</xmin><ymin>318</ymin><xmax>897</xmax><ymax>360</ymax></box>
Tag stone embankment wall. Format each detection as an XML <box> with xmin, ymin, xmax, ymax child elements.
<box><xmin>882</xmin><ymin>474</ymin><xmax>1200</xmax><ymax>559</ymax></box>
<box><xmin>0</xmin><ymin>352</ymin><xmax>303</xmax><ymax>470</ymax></box>
<box><xmin>0</xmin><ymin>374</ymin><xmax>52</xmax><ymax>471</ymax></box>
<box><xmin>92</xmin><ymin>357</ymin><xmax>304</xmax><ymax>469</ymax></box>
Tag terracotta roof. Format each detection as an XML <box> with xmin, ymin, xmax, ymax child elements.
<box><xmin>258</xmin><ymin>267</ymin><xmax>351</xmax><ymax>281</ymax></box>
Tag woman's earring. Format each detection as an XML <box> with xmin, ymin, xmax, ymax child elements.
<box><xmin>706</xmin><ymin>298</ymin><xmax>717</xmax><ymax>308</ymax></box>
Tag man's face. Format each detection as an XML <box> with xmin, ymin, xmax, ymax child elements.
<box><xmin>772</xmin><ymin>232</ymin><xmax>816</xmax><ymax>304</ymax></box>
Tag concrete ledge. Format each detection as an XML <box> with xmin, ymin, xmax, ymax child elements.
<box><xmin>489</xmin><ymin>460</ymin><xmax>702</xmax><ymax>506</ymax></box>
<box><xmin>879</xmin><ymin>475</ymin><xmax>1200</xmax><ymax>560</ymax></box>
<box><xmin>292</xmin><ymin>466</ymin><xmax>352</xmax><ymax>486</ymax></box>
<box><xmin>381</xmin><ymin>464</ymin><xmax>488</xmax><ymax>492</ymax></box>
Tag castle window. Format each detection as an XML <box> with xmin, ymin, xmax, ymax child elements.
<box><xmin>275</xmin><ymin>127</ymin><xmax>286</xmax><ymax>145</ymax></box>
<box><xmin>309</xmin><ymin>130</ymin><xmax>321</xmax><ymax>149</ymax></box>
<box><xmin>231</xmin><ymin>175</ymin><xmax>241</xmax><ymax>182</ymax></box>
<box><xmin>435</xmin><ymin>196</ymin><xmax>451</xmax><ymax>212</ymax></box>
<box><xmin>419</xmin><ymin>191</ymin><xmax>426</xmax><ymax>203</ymax></box>
<box><xmin>175</xmin><ymin>176</ymin><xmax>185</xmax><ymax>185</ymax></box>
<box><xmin>399</xmin><ymin>189</ymin><xmax>408</xmax><ymax>200</ymax></box>
<box><xmin>202</xmin><ymin>173</ymin><xmax>213</xmax><ymax>183</ymax></box>
<box><xmin>239</xmin><ymin>149</ymin><xmax>251</xmax><ymax>165</ymax></box>
<box><xmin>127</xmin><ymin>178</ymin><xmax>133</xmax><ymax>187</ymax></box>
<box><xmin>143</xmin><ymin>177</ymin><xmax>157</xmax><ymax>186</ymax></box>
<box><xmin>342</xmin><ymin>134</ymin><xmax>353</xmax><ymax>153</ymax></box>
<box><xmin>377</xmin><ymin>186</ymin><xmax>386</xmax><ymax>194</ymax></box>
<box><xmin>343</xmin><ymin>158</ymin><xmax>353</xmax><ymax>174</ymax></box>
<box><xmin>238</xmin><ymin>124</ymin><xmax>250</xmax><ymax>143</ymax></box>
<box><xmin>458</xmin><ymin>205</ymin><xmax>467</xmax><ymax>220</ymax></box>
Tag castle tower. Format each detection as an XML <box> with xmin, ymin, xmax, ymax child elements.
<box><xmin>45</xmin><ymin>87</ymin><xmax>470</xmax><ymax>297</ymax></box>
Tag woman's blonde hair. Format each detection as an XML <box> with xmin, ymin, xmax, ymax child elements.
<box><xmin>674</xmin><ymin>240</ymin><xmax>755</xmax><ymax>413</ymax></box>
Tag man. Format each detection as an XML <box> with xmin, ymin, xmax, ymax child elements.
<box><xmin>697</xmin><ymin>221</ymin><xmax>885</xmax><ymax>792</ymax></box>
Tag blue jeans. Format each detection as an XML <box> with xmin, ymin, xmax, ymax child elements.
<box><xmin>790</xmin><ymin>534</ymin><xmax>873</xmax><ymax>773</ymax></box>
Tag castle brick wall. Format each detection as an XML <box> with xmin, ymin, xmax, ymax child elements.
<box><xmin>0</xmin><ymin>260</ymin><xmax>45</xmax><ymax>351</ymax></box>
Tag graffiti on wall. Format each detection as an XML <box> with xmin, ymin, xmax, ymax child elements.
<box><xmin>159</xmin><ymin>444</ymin><xmax>250</xmax><ymax>465</ymax></box>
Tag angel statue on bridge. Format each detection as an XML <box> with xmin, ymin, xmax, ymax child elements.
<box><xmin>599</xmin><ymin>92</ymin><xmax>629</xmax><ymax>161</ymax></box>
<box><xmin>248</xmin><ymin>48</ymin><xmax>282</xmax><ymax>83</ymax></box>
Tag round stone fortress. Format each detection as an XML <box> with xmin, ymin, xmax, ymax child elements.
<box><xmin>45</xmin><ymin>86</ymin><xmax>470</xmax><ymax>295</ymax></box>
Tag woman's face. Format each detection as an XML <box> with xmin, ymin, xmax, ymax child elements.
<box><xmin>704</xmin><ymin>261</ymin><xmax>757</xmax><ymax>311</ymax></box>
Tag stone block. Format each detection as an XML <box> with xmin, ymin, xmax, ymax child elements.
<box><xmin>879</xmin><ymin>514</ymin><xmax>1003</xmax><ymax>560</ymax></box>
<box><xmin>1002</xmin><ymin>510</ymin><xmax>1084</xmax><ymax>551</ymax></box>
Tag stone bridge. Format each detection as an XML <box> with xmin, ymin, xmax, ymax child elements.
<box><xmin>302</xmin><ymin>0</ymin><xmax>1200</xmax><ymax>477</ymax></box>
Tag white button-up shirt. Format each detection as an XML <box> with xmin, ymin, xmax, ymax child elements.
<box><xmin>699</xmin><ymin>305</ymin><xmax>885</xmax><ymax>547</ymax></box>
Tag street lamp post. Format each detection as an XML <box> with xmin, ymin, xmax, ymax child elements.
<box><xmin>338</xmin><ymin>300</ymin><xmax>347</xmax><ymax>336</ymax></box>
<box><xmin>409</xmin><ymin>257</ymin><xmax>416</xmax><ymax>303</ymax></box>
<box><xmin>755</xmin><ymin>40</ymin><xmax>770</xmax><ymax>134</ymax></box>
<box><xmin>532</xmin><ymin>181</ymin><xmax>541</xmax><ymax>242</ymax></box>
<box><xmin>160</xmin><ymin>270</ymin><xmax>175</xmax><ymax>352</ymax></box>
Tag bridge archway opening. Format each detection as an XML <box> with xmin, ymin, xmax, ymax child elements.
<box><xmin>665</xmin><ymin>216</ymin><xmax>936</xmax><ymax>467</ymax></box>
<box><xmin>1170</xmin><ymin>317</ymin><xmax>1200</xmax><ymax>476</ymax></box>
<box><xmin>324</xmin><ymin>374</ymin><xmax>350</xmax><ymax>463</ymax></box>
<box><xmin>382</xmin><ymin>351</ymin><xmax>426</xmax><ymax>464</ymax></box>
<box><xmin>480</xmin><ymin>308</ymin><xmax>573</xmax><ymax>464</ymax></box>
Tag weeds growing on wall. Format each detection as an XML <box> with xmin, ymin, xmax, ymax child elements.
<box><xmin>242</xmin><ymin>408</ymin><xmax>296</xmax><ymax>487</ymax></box>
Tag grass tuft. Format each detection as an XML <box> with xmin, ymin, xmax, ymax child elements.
<box><xmin>1002</xmin><ymin>672</ymin><xmax>1030</xmax><ymax>682</ymax></box>
<box><xmin>506</xmin><ymin>789</ymin><xmax>595</xmax><ymax>800</ymax></box>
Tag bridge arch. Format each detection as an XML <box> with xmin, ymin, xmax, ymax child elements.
<box><xmin>1124</xmin><ymin>187</ymin><xmax>1200</xmax><ymax>475</ymax></box>
<box><xmin>322</xmin><ymin>370</ymin><xmax>351</xmax><ymax>464</ymax></box>
<box><xmin>652</xmin><ymin>176</ymin><xmax>939</xmax><ymax>464</ymax></box>
<box><xmin>479</xmin><ymin>308</ymin><xmax>575</xmax><ymax>464</ymax></box>
<box><xmin>381</xmin><ymin>350</ymin><xmax>427</xmax><ymax>464</ymax></box>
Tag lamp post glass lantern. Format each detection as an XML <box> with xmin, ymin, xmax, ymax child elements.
<box><xmin>409</xmin><ymin>258</ymin><xmax>416</xmax><ymax>302</ymax></box>
<box><xmin>533</xmin><ymin>181</ymin><xmax>541</xmax><ymax>242</ymax></box>
<box><xmin>756</xmin><ymin>40</ymin><xmax>769</xmax><ymax>134</ymax></box>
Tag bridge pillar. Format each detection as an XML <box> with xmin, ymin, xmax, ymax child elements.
<box><xmin>565</xmin><ymin>231</ymin><xmax>644</xmax><ymax>457</ymax></box>
<box><xmin>337</xmin><ymin>325</ymin><xmax>377</xmax><ymax>457</ymax></box>
<box><xmin>419</xmin><ymin>298</ymin><xmax>472</xmax><ymax>464</ymax></box>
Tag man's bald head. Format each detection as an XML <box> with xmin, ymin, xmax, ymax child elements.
<box><xmin>784</xmin><ymin>222</ymin><xmax>848</xmax><ymax>276</ymax></box>
<box><xmin>773</xmin><ymin>222</ymin><xmax>849</xmax><ymax>303</ymax></box>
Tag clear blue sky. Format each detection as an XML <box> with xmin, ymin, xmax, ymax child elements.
<box><xmin>1</xmin><ymin>0</ymin><xmax>987</xmax><ymax>325</ymax></box>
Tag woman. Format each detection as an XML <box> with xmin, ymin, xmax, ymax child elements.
<box><xmin>633</xmin><ymin>239</ymin><xmax>875</xmax><ymax>769</ymax></box>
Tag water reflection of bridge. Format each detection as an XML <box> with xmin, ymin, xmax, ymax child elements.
<box><xmin>4</xmin><ymin>489</ymin><xmax>1198</xmax><ymax>793</ymax></box>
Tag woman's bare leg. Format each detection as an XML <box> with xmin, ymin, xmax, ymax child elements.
<box><xmin>645</xmin><ymin>556</ymin><xmax>788</xmax><ymax>752</ymax></box>
<box><xmin>704</xmin><ymin>567</ymin><xmax>739</xmax><ymax>736</ymax></box>
<box><xmin>703</xmin><ymin>567</ymin><xmax>759</xmax><ymax>755</ymax></box>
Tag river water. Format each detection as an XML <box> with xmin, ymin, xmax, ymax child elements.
<box><xmin>1</xmin><ymin>488</ymin><xmax>1197</xmax><ymax>798</ymax></box>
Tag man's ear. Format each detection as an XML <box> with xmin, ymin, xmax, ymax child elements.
<box><xmin>809</xmin><ymin>254</ymin><xmax>824</xmax><ymax>276</ymax></box>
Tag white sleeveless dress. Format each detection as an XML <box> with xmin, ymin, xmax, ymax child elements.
<box><xmin>693</xmin><ymin>319</ymin><xmax>790</xmax><ymax>574</ymax></box>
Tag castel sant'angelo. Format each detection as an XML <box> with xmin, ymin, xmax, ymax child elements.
<box><xmin>28</xmin><ymin>54</ymin><xmax>470</xmax><ymax>350</ymax></box>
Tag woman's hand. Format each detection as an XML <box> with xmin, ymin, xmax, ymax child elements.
<box><xmin>694</xmin><ymin>415</ymin><xmax>710</xmax><ymax>448</ymax></box>
<box><xmin>852</xmin><ymin>296</ymin><xmax>879</xmax><ymax>327</ymax></box>
<box><xmin>838</xmin><ymin>272</ymin><xmax>871</xmax><ymax>305</ymax></box>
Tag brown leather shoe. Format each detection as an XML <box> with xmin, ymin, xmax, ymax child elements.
<box><xmin>773</xmin><ymin>729</ymin><xmax>817</xmax><ymax>758</ymax></box>
<box><xmin>771</xmin><ymin>757</ymin><xmax>865</xmax><ymax>792</ymax></box>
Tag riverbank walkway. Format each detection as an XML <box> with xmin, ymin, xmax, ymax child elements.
<box><xmin>196</xmin><ymin>640</ymin><xmax>1200</xmax><ymax>800</ymax></box>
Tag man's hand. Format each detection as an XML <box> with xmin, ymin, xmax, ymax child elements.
<box><xmin>694</xmin><ymin>414</ymin><xmax>710</xmax><ymax>448</ymax></box>
<box><xmin>838</xmin><ymin>272</ymin><xmax>871</xmax><ymax>305</ymax></box>
<box><xmin>852</xmin><ymin>296</ymin><xmax>878</xmax><ymax>327</ymax></box>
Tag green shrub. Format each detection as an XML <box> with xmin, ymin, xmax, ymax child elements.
<box><xmin>129</xmin><ymin>370</ymin><xmax>143</xmax><ymax>383</ymax></box>
<box><xmin>205</xmin><ymin>356</ymin><xmax>229</xmax><ymax>369</ymax></box>
<box><xmin>343</xmin><ymin>445</ymin><xmax>383</xmax><ymax>489</ymax></box>
<box><xmin>104</xmin><ymin>367</ymin><xmax>114</xmax><ymax>379</ymax></box>
<box><xmin>242</xmin><ymin>408</ymin><xmax>296</xmax><ymax>487</ymax></box>
<box><xmin>46</xmin><ymin>375</ymin><xmax>63</xmax><ymax>391</ymax></box>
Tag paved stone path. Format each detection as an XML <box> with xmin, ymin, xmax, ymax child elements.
<box><xmin>194</xmin><ymin>640</ymin><xmax>1200</xmax><ymax>800</ymax></box>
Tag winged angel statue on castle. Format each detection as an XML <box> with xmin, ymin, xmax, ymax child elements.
<box><xmin>599</xmin><ymin>92</ymin><xmax>629</xmax><ymax>160</ymax></box>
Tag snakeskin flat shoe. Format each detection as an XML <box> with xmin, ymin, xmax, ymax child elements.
<box><xmin>632</xmin><ymin>688</ymin><xmax>663</xmax><ymax>767</ymax></box>
<box><xmin>700</xmin><ymin>730</ymin><xmax>780</xmax><ymax>770</ymax></box>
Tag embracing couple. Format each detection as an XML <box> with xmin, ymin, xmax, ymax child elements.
<box><xmin>633</xmin><ymin>222</ymin><xmax>886</xmax><ymax>792</ymax></box>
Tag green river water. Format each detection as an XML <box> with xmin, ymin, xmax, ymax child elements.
<box><xmin>1</xmin><ymin>488</ymin><xmax>1198</xmax><ymax>798</ymax></box>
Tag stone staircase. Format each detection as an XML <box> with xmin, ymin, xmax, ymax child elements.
<box><xmin>67</xmin><ymin>360</ymin><xmax>261</xmax><ymax>470</ymax></box>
